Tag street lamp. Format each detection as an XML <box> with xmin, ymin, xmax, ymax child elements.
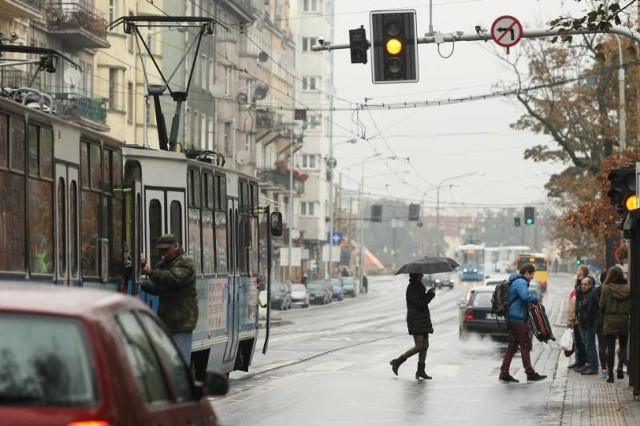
<box><xmin>327</xmin><ymin>137</ymin><xmax>357</xmax><ymax>278</ymax></box>
<box><xmin>434</xmin><ymin>172</ymin><xmax>483</xmax><ymax>256</ymax></box>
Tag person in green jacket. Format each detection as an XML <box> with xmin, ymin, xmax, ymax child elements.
<box><xmin>599</xmin><ymin>265</ymin><xmax>630</xmax><ymax>383</ymax></box>
<box><xmin>141</xmin><ymin>234</ymin><xmax>198</xmax><ymax>364</ymax></box>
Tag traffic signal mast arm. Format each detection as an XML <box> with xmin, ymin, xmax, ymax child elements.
<box><xmin>312</xmin><ymin>24</ymin><xmax>640</xmax><ymax>52</ymax></box>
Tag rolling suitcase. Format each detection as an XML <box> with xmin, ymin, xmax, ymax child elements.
<box><xmin>528</xmin><ymin>303</ymin><xmax>555</xmax><ymax>343</ymax></box>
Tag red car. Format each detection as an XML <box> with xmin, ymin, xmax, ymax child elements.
<box><xmin>0</xmin><ymin>284</ymin><xmax>228</xmax><ymax>426</ymax></box>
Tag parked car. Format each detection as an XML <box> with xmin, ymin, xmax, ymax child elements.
<box><xmin>331</xmin><ymin>278</ymin><xmax>344</xmax><ymax>301</ymax></box>
<box><xmin>340</xmin><ymin>276</ymin><xmax>358</xmax><ymax>297</ymax></box>
<box><xmin>290</xmin><ymin>283</ymin><xmax>310</xmax><ymax>308</ymax></box>
<box><xmin>270</xmin><ymin>281</ymin><xmax>291</xmax><ymax>310</ymax></box>
<box><xmin>307</xmin><ymin>280</ymin><xmax>332</xmax><ymax>305</ymax></box>
<box><xmin>458</xmin><ymin>286</ymin><xmax>508</xmax><ymax>341</ymax></box>
<box><xmin>422</xmin><ymin>272</ymin><xmax>455</xmax><ymax>289</ymax></box>
<box><xmin>0</xmin><ymin>284</ymin><xmax>228</xmax><ymax>426</ymax></box>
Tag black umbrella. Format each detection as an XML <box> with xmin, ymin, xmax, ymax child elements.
<box><xmin>394</xmin><ymin>256</ymin><xmax>460</xmax><ymax>275</ymax></box>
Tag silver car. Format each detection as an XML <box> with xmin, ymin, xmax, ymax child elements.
<box><xmin>290</xmin><ymin>283</ymin><xmax>310</xmax><ymax>308</ymax></box>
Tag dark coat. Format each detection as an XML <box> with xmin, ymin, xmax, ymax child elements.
<box><xmin>141</xmin><ymin>249</ymin><xmax>198</xmax><ymax>333</ymax></box>
<box><xmin>587</xmin><ymin>286</ymin><xmax>603</xmax><ymax>330</ymax></box>
<box><xmin>405</xmin><ymin>279</ymin><xmax>435</xmax><ymax>335</ymax></box>
<box><xmin>577</xmin><ymin>286</ymin><xmax>595</xmax><ymax>329</ymax></box>
<box><xmin>600</xmin><ymin>278</ymin><xmax>630</xmax><ymax>335</ymax></box>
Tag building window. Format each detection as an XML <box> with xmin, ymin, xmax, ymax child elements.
<box><xmin>302</xmin><ymin>76</ymin><xmax>318</xmax><ymax>91</ymax></box>
<box><xmin>303</xmin><ymin>0</ymin><xmax>321</xmax><ymax>12</ymax></box>
<box><xmin>305</xmin><ymin>115</ymin><xmax>320</xmax><ymax>130</ymax></box>
<box><xmin>301</xmin><ymin>154</ymin><xmax>318</xmax><ymax>169</ymax></box>
<box><xmin>109</xmin><ymin>0</ymin><xmax>116</xmax><ymax>27</ymax></box>
<box><xmin>302</xmin><ymin>37</ymin><xmax>316</xmax><ymax>52</ymax></box>
<box><xmin>126</xmin><ymin>82</ymin><xmax>133</xmax><ymax>124</ymax></box>
<box><xmin>224</xmin><ymin>122</ymin><xmax>232</xmax><ymax>154</ymax></box>
<box><xmin>108</xmin><ymin>68</ymin><xmax>120</xmax><ymax>110</ymax></box>
<box><xmin>300</xmin><ymin>201</ymin><xmax>316</xmax><ymax>216</ymax></box>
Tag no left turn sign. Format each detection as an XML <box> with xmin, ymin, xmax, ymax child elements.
<box><xmin>490</xmin><ymin>15</ymin><xmax>523</xmax><ymax>48</ymax></box>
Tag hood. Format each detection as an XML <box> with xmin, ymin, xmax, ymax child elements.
<box><xmin>508</xmin><ymin>273</ymin><xmax>524</xmax><ymax>283</ymax></box>
<box><xmin>608</xmin><ymin>282</ymin><xmax>630</xmax><ymax>300</ymax></box>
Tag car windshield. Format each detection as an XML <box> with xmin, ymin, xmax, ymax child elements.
<box><xmin>307</xmin><ymin>282</ymin><xmax>323</xmax><ymax>290</ymax></box>
<box><xmin>0</xmin><ymin>313</ymin><xmax>96</xmax><ymax>406</ymax></box>
<box><xmin>341</xmin><ymin>277</ymin><xmax>355</xmax><ymax>286</ymax></box>
<box><xmin>291</xmin><ymin>284</ymin><xmax>306</xmax><ymax>292</ymax></box>
<box><xmin>471</xmin><ymin>292</ymin><xmax>493</xmax><ymax>308</ymax></box>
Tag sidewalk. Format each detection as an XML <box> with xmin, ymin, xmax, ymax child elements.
<box><xmin>556</xmin><ymin>351</ymin><xmax>640</xmax><ymax>425</ymax></box>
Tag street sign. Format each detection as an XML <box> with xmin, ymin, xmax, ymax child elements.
<box><xmin>490</xmin><ymin>15</ymin><xmax>523</xmax><ymax>48</ymax></box>
<box><xmin>332</xmin><ymin>232</ymin><xmax>342</xmax><ymax>245</ymax></box>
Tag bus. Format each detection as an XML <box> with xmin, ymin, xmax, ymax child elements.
<box><xmin>484</xmin><ymin>245</ymin><xmax>531</xmax><ymax>274</ymax></box>
<box><xmin>454</xmin><ymin>243</ymin><xmax>485</xmax><ymax>281</ymax></box>
<box><xmin>516</xmin><ymin>253</ymin><xmax>549</xmax><ymax>293</ymax></box>
<box><xmin>0</xmin><ymin>91</ymin><xmax>280</xmax><ymax>378</ymax></box>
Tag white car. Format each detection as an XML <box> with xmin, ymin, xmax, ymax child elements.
<box><xmin>290</xmin><ymin>283</ymin><xmax>310</xmax><ymax>308</ymax></box>
<box><xmin>484</xmin><ymin>275</ymin><xmax>508</xmax><ymax>287</ymax></box>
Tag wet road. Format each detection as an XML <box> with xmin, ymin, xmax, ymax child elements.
<box><xmin>213</xmin><ymin>273</ymin><xmax>571</xmax><ymax>425</ymax></box>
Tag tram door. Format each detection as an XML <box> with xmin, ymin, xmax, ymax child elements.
<box><xmin>54</xmin><ymin>163</ymin><xmax>80</xmax><ymax>285</ymax></box>
<box><xmin>224</xmin><ymin>197</ymin><xmax>239</xmax><ymax>363</ymax></box>
<box><xmin>145</xmin><ymin>189</ymin><xmax>185</xmax><ymax>265</ymax></box>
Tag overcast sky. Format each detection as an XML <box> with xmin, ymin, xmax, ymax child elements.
<box><xmin>328</xmin><ymin>0</ymin><xmax>587</xmax><ymax>215</ymax></box>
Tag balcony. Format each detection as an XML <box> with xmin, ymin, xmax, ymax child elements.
<box><xmin>54</xmin><ymin>92</ymin><xmax>109</xmax><ymax>132</ymax></box>
<box><xmin>0</xmin><ymin>0</ymin><xmax>44</xmax><ymax>19</ymax></box>
<box><xmin>45</xmin><ymin>3</ymin><xmax>109</xmax><ymax>49</ymax></box>
<box><xmin>257</xmin><ymin>166</ymin><xmax>307</xmax><ymax>195</ymax></box>
<box><xmin>0</xmin><ymin>66</ymin><xmax>41</xmax><ymax>90</ymax></box>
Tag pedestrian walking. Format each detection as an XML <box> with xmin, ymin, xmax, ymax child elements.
<box><xmin>577</xmin><ymin>276</ymin><xmax>598</xmax><ymax>375</ymax></box>
<box><xmin>141</xmin><ymin>234</ymin><xmax>198</xmax><ymax>364</ymax></box>
<box><xmin>499</xmin><ymin>263</ymin><xmax>547</xmax><ymax>383</ymax></box>
<box><xmin>595</xmin><ymin>272</ymin><xmax>608</xmax><ymax>378</ymax></box>
<box><xmin>599</xmin><ymin>265</ymin><xmax>630</xmax><ymax>383</ymax></box>
<box><xmin>389</xmin><ymin>272</ymin><xmax>435</xmax><ymax>380</ymax></box>
<box><xmin>361</xmin><ymin>272</ymin><xmax>368</xmax><ymax>294</ymax></box>
<box><xmin>568</xmin><ymin>265</ymin><xmax>588</xmax><ymax>371</ymax></box>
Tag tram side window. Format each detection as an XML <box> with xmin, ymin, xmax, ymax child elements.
<box><xmin>149</xmin><ymin>200</ymin><xmax>162</xmax><ymax>266</ymax></box>
<box><xmin>80</xmin><ymin>142</ymin><xmax>101</xmax><ymax>278</ymax></box>
<box><xmin>214</xmin><ymin>174</ymin><xmax>227</xmax><ymax>274</ymax></box>
<box><xmin>0</xmin><ymin>115</ymin><xmax>26</xmax><ymax>272</ymax></box>
<box><xmin>28</xmin><ymin>124</ymin><xmax>54</xmax><ymax>275</ymax></box>
<box><xmin>202</xmin><ymin>171</ymin><xmax>214</xmax><ymax>275</ymax></box>
<box><xmin>104</xmin><ymin>149</ymin><xmax>123</xmax><ymax>279</ymax></box>
<box><xmin>187</xmin><ymin>169</ymin><xmax>202</xmax><ymax>273</ymax></box>
<box><xmin>188</xmin><ymin>207</ymin><xmax>202</xmax><ymax>274</ymax></box>
<box><xmin>169</xmin><ymin>200</ymin><xmax>182</xmax><ymax>246</ymax></box>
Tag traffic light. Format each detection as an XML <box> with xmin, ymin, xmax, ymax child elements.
<box><xmin>408</xmin><ymin>203</ymin><xmax>420</xmax><ymax>221</ymax></box>
<box><xmin>370</xmin><ymin>9</ymin><xmax>418</xmax><ymax>83</ymax></box>
<box><xmin>576</xmin><ymin>258</ymin><xmax>582</xmax><ymax>265</ymax></box>
<box><xmin>270</xmin><ymin>211</ymin><xmax>283</xmax><ymax>236</ymax></box>
<box><xmin>607</xmin><ymin>166</ymin><xmax>638</xmax><ymax>230</ymax></box>
<box><xmin>349</xmin><ymin>26</ymin><xmax>368</xmax><ymax>64</ymax></box>
<box><xmin>524</xmin><ymin>207</ymin><xmax>535</xmax><ymax>225</ymax></box>
<box><xmin>371</xmin><ymin>204</ymin><xmax>383</xmax><ymax>222</ymax></box>
<box><xmin>514</xmin><ymin>217</ymin><xmax>521</xmax><ymax>227</ymax></box>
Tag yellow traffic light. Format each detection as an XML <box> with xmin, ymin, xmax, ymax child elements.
<box><xmin>625</xmin><ymin>194</ymin><xmax>639</xmax><ymax>211</ymax></box>
<box><xmin>385</xmin><ymin>38</ymin><xmax>403</xmax><ymax>55</ymax></box>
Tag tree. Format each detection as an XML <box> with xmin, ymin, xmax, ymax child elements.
<box><xmin>552</xmin><ymin>1</ymin><xmax>636</xmax><ymax>48</ymax></box>
<box><xmin>501</xmin><ymin>32</ymin><xmax>640</xmax><ymax>264</ymax></box>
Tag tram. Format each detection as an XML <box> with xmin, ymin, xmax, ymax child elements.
<box><xmin>453</xmin><ymin>243</ymin><xmax>485</xmax><ymax>281</ymax></box>
<box><xmin>0</xmin><ymin>92</ymin><xmax>279</xmax><ymax>377</ymax></box>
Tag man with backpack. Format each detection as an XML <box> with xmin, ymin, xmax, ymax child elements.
<box><xmin>498</xmin><ymin>263</ymin><xmax>547</xmax><ymax>383</ymax></box>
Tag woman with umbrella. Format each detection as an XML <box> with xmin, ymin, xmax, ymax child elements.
<box><xmin>389</xmin><ymin>272</ymin><xmax>436</xmax><ymax>380</ymax></box>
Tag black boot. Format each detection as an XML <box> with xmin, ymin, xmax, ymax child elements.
<box><xmin>415</xmin><ymin>362</ymin><xmax>432</xmax><ymax>380</ymax></box>
<box><xmin>389</xmin><ymin>355</ymin><xmax>407</xmax><ymax>376</ymax></box>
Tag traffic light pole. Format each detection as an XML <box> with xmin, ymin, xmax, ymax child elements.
<box><xmin>627</xmin><ymin>209</ymin><xmax>640</xmax><ymax>396</ymax></box>
<box><xmin>312</xmin><ymin>25</ymin><xmax>640</xmax><ymax>52</ymax></box>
